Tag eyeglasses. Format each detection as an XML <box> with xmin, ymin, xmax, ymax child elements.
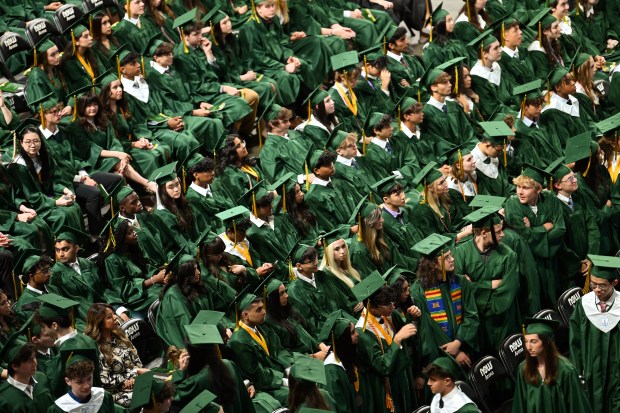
<box><xmin>560</xmin><ymin>174</ymin><xmax>577</xmax><ymax>183</ymax></box>
<box><xmin>47</xmin><ymin>109</ymin><xmax>62</xmax><ymax>115</ymax></box>
<box><xmin>36</xmin><ymin>267</ymin><xmax>52</xmax><ymax>275</ymax></box>
<box><xmin>590</xmin><ymin>282</ymin><xmax>611</xmax><ymax>292</ymax></box>
<box><xmin>22</xmin><ymin>140</ymin><xmax>41</xmax><ymax>146</ymax></box>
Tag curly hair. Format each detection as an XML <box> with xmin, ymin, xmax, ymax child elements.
<box><xmin>416</xmin><ymin>256</ymin><xmax>456</xmax><ymax>289</ymax></box>
<box><xmin>216</xmin><ymin>135</ymin><xmax>257</xmax><ymax>173</ymax></box>
<box><xmin>65</xmin><ymin>359</ymin><xmax>94</xmax><ymax>380</ymax></box>
<box><xmin>16</xmin><ymin>126</ymin><xmax>52</xmax><ymax>189</ymax></box>
<box><xmin>84</xmin><ymin>303</ymin><xmax>134</xmax><ymax>365</ymax></box>
<box><xmin>392</xmin><ymin>275</ymin><xmax>414</xmax><ymax>313</ymax></box>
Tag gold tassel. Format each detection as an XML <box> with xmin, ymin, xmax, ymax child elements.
<box><xmin>182</xmin><ymin>166</ymin><xmax>187</xmax><ymax>194</ymax></box>
<box><xmin>141</xmin><ymin>55</ymin><xmax>146</xmax><ymax>79</ymax></box>
<box><xmin>549</xmin><ymin>176</ymin><xmax>553</xmax><ymax>191</ymax></box>
<box><xmin>322</xmin><ymin>237</ymin><xmax>329</xmax><ymax>266</ymax></box>
<box><xmin>362</xmin><ymin>300</ymin><xmax>370</xmax><ymax>332</ymax></box>
<box><xmin>12</xmin><ymin>131</ymin><xmax>17</xmax><ymax>159</ymax></box>
<box><xmin>369</xmin><ymin>192</ymin><xmax>374</xmax><ymax>204</ymax></box>
<box><xmin>126</xmin><ymin>0</ymin><xmax>130</xmax><ymax>15</ymax></box>
<box><xmin>233</xmin><ymin>220</ymin><xmax>237</xmax><ymax>244</ymax></box>
<box><xmin>480</xmin><ymin>43</ymin><xmax>484</xmax><ymax>63</ymax></box>
<box><xmin>357</xmin><ymin>213</ymin><xmax>363</xmax><ymax>241</ymax></box>
<box><xmin>454</xmin><ymin>67</ymin><xmax>459</xmax><ymax>95</ymax></box>
<box><xmin>151</xmin><ymin>394</ymin><xmax>158</xmax><ymax>412</ymax></box>
<box><xmin>12</xmin><ymin>270</ymin><xmax>18</xmax><ymax>301</ymax></box>
<box><xmin>282</xmin><ymin>184</ymin><xmax>287</xmax><ymax>212</ymax></box>
<box><xmin>263</xmin><ymin>285</ymin><xmax>267</xmax><ymax>308</ymax></box>
<box><xmin>332</xmin><ymin>332</ymin><xmax>339</xmax><ymax>362</ymax></box>
<box><xmin>501</xmin><ymin>22</ymin><xmax>505</xmax><ymax>47</ymax></box>
<box><xmin>398</xmin><ymin>105</ymin><xmax>402</xmax><ymax>131</ymax></box>
<box><xmin>362</xmin><ymin>130</ymin><xmax>367</xmax><ymax>156</ymax></box>
<box><xmin>70</xmin><ymin>308</ymin><xmax>75</xmax><ymax>330</ymax></box>
<box><xmin>307</xmin><ymin>99</ymin><xmax>311</xmax><ymax>123</ymax></box>
<box><xmin>258</xmin><ymin>122</ymin><xmax>262</xmax><ymax>149</ymax></box>
<box><xmin>71</xmin><ymin>29</ymin><xmax>76</xmax><ymax>55</ymax></box>
<box><xmin>117</xmin><ymin>56</ymin><xmax>122</xmax><ymax>79</ymax></box>
<box><xmin>305</xmin><ymin>161</ymin><xmax>310</xmax><ymax>191</ymax></box>
<box><xmin>582</xmin><ymin>266</ymin><xmax>591</xmax><ymax>294</ymax></box>
<box><xmin>429</xmin><ymin>16</ymin><xmax>433</xmax><ymax>43</ymax></box>
<box><xmin>576</xmin><ymin>4</ymin><xmax>579</xmax><ymax>16</ymax></box>
<box><xmin>546</xmin><ymin>80</ymin><xmax>551</xmax><ymax>105</ymax></box>
<box><xmin>382</xmin><ymin>36</ymin><xmax>387</xmax><ymax>54</ymax></box>
<box><xmin>538</xmin><ymin>22</ymin><xmax>542</xmax><ymax>45</ymax></box>
<box><xmin>363</xmin><ymin>55</ymin><xmax>369</xmax><ymax>80</ymax></box>
<box><xmin>104</xmin><ymin>225</ymin><xmax>116</xmax><ymax>253</ymax></box>
<box><xmin>213</xmin><ymin>148</ymin><xmax>217</xmax><ymax>162</ymax></box>
<box><xmin>33</xmin><ymin>48</ymin><xmax>37</xmax><ymax>67</ymax></box>
<box><xmin>422</xmin><ymin>178</ymin><xmax>428</xmax><ymax>204</ymax></box>
<box><xmin>521</xmin><ymin>323</ymin><xmax>526</xmax><ymax>336</ymax></box>
<box><xmin>235</xmin><ymin>302</ymin><xmax>240</xmax><ymax>330</ymax></box>
<box><xmin>288</xmin><ymin>259</ymin><xmax>296</xmax><ymax>281</ymax></box>
<box><xmin>215</xmin><ymin>344</ymin><xmax>222</xmax><ymax>359</ymax></box>
<box><xmin>72</xmin><ymin>96</ymin><xmax>78</xmax><ymax>123</ymax></box>
<box><xmin>417</xmin><ymin>89</ymin><xmax>421</xmax><ymax>103</ymax></box>
<box><xmin>210</xmin><ymin>22</ymin><xmax>218</xmax><ymax>46</ymax></box>
<box><xmin>89</xmin><ymin>15</ymin><xmax>93</xmax><ymax>36</ymax></box>
<box><xmin>252</xmin><ymin>190</ymin><xmax>257</xmax><ymax>216</ymax></box>
<box><xmin>250</xmin><ymin>0</ymin><xmax>259</xmax><ymax>22</ymax></box>
<box><xmin>458</xmin><ymin>149</ymin><xmax>464</xmax><ymax>180</ymax></box>
<box><xmin>441</xmin><ymin>250</ymin><xmax>446</xmax><ymax>282</ymax></box>
<box><xmin>181</xmin><ymin>29</ymin><xmax>189</xmax><ymax>54</ymax></box>
<box><xmin>39</xmin><ymin>105</ymin><xmax>46</xmax><ymax>130</ymax></box>
<box><xmin>583</xmin><ymin>150</ymin><xmax>592</xmax><ymax>177</ymax></box>
<box><xmin>503</xmin><ymin>139</ymin><xmax>508</xmax><ymax>167</ymax></box>
<box><xmin>520</xmin><ymin>94</ymin><xmax>526</xmax><ymax>119</ymax></box>
<box><xmin>466</xmin><ymin>0</ymin><xmax>471</xmax><ymax>22</ymax></box>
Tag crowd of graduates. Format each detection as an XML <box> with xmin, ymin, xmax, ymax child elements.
<box><xmin>0</xmin><ymin>0</ymin><xmax>619</xmax><ymax>411</ymax></box>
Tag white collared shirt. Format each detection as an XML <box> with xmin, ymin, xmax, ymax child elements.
<box><xmin>400</xmin><ymin>123</ymin><xmax>419</xmax><ymax>140</ymax></box>
<box><xmin>150</xmin><ymin>60</ymin><xmax>169</xmax><ymax>75</ymax></box>
<box><xmin>189</xmin><ymin>182</ymin><xmax>212</xmax><ymax>197</ymax></box>
<box><xmin>447</xmin><ymin>175</ymin><xmax>477</xmax><ymax>196</ymax></box>
<box><xmin>455</xmin><ymin>13</ymin><xmax>486</xmax><ymax>29</ymax></box>
<box><xmin>522</xmin><ymin>116</ymin><xmax>537</xmax><ymax>128</ymax></box>
<box><xmin>501</xmin><ymin>46</ymin><xmax>518</xmax><ymax>58</ymax></box>
<box><xmin>371</xmin><ymin>137</ymin><xmax>388</xmax><ymax>149</ymax></box>
<box><xmin>427</xmin><ymin>96</ymin><xmax>446</xmax><ymax>112</ymax></box>
<box><xmin>559</xmin><ymin>16</ymin><xmax>572</xmax><ymax>35</ymax></box>
<box><xmin>250</xmin><ymin>213</ymin><xmax>275</xmax><ymax>230</ymax></box>
<box><xmin>121</xmin><ymin>76</ymin><xmax>149</xmax><ymax>103</ymax></box>
<box><xmin>470</xmin><ymin>61</ymin><xmax>502</xmax><ymax>86</ymax></box>
<box><xmin>54</xmin><ymin>330</ymin><xmax>78</xmax><ymax>349</ymax></box>
<box><xmin>68</xmin><ymin>260</ymin><xmax>81</xmax><ymax>275</ymax></box>
<box><xmin>336</xmin><ymin>155</ymin><xmax>354</xmax><ymax>166</ymax></box>
<box><xmin>8</xmin><ymin>376</ymin><xmax>37</xmax><ymax>399</ymax></box>
<box><xmin>218</xmin><ymin>233</ymin><xmax>252</xmax><ymax>262</ymax></box>
<box><xmin>124</xmin><ymin>15</ymin><xmax>141</xmax><ymax>26</ymax></box>
<box><xmin>294</xmin><ymin>268</ymin><xmax>316</xmax><ymax>288</ymax></box>
<box><xmin>556</xmin><ymin>193</ymin><xmax>572</xmax><ymax>206</ymax></box>
<box><xmin>386</xmin><ymin>50</ymin><xmax>402</xmax><ymax>63</ymax></box>
<box><xmin>295</xmin><ymin>114</ymin><xmax>335</xmax><ymax>133</ymax></box>
<box><xmin>312</xmin><ymin>177</ymin><xmax>331</xmax><ymax>187</ymax></box>
<box><xmin>26</xmin><ymin>285</ymin><xmax>45</xmax><ymax>295</ymax></box>
<box><xmin>430</xmin><ymin>386</ymin><xmax>476</xmax><ymax>413</ymax></box>
<box><xmin>471</xmin><ymin>144</ymin><xmax>499</xmax><ymax>178</ymax></box>
<box><xmin>542</xmin><ymin>92</ymin><xmax>580</xmax><ymax>117</ymax></box>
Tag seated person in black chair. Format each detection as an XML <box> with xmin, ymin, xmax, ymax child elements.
<box><xmin>423</xmin><ymin>356</ymin><xmax>480</xmax><ymax>412</ymax></box>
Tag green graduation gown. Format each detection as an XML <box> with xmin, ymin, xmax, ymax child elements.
<box><xmin>259</xmin><ymin>132</ymin><xmax>311</xmax><ymax>184</ymax></box>
<box><xmin>48</xmin><ymin>387</ymin><xmax>117</xmax><ymax>413</ymax></box>
<box><xmin>60</xmin><ymin>53</ymin><xmax>105</xmax><ymax>93</ymax></box>
<box><xmin>0</xmin><ymin>372</ymin><xmax>54</xmax><ymax>413</ymax></box>
<box><xmin>421</xmin><ymin>100</ymin><xmax>476</xmax><ymax>164</ymax></box>
<box><xmin>103</xmin><ymin>252</ymin><xmax>161</xmax><ymax>312</ymax></box>
<box><xmin>512</xmin><ymin>356</ymin><xmax>592</xmax><ymax>413</ymax></box>
<box><xmin>217</xmin><ymin>163</ymin><xmax>267</xmax><ymax>205</ymax></box>
<box><xmin>453</xmin><ymin>239</ymin><xmax>521</xmax><ymax>355</ymax></box>
<box><xmin>304</xmin><ymin>181</ymin><xmax>357</xmax><ymax>232</ymax></box>
<box><xmin>323</xmin><ymin>354</ymin><xmax>365</xmax><ymax>413</ymax></box>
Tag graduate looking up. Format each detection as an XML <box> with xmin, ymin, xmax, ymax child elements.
<box><xmin>423</xmin><ymin>357</ymin><xmax>480</xmax><ymax>413</ymax></box>
<box><xmin>569</xmin><ymin>255</ymin><xmax>620</xmax><ymax>413</ymax></box>
<box><xmin>512</xmin><ymin>317</ymin><xmax>592</xmax><ymax>413</ymax></box>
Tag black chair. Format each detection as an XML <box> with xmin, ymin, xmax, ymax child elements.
<box><xmin>469</xmin><ymin>355</ymin><xmax>514</xmax><ymax>413</ymax></box>
<box><xmin>498</xmin><ymin>333</ymin><xmax>525</xmax><ymax>379</ymax></box>
<box><xmin>121</xmin><ymin>318</ymin><xmax>164</xmax><ymax>368</ymax></box>
<box><xmin>54</xmin><ymin>4</ymin><xmax>85</xmax><ymax>34</ymax></box>
<box><xmin>455</xmin><ymin>380</ymin><xmax>480</xmax><ymax>406</ymax></box>
<box><xmin>557</xmin><ymin>287</ymin><xmax>583</xmax><ymax>325</ymax></box>
<box><xmin>412</xmin><ymin>406</ymin><xmax>430</xmax><ymax>413</ymax></box>
<box><xmin>147</xmin><ymin>299</ymin><xmax>160</xmax><ymax>332</ymax></box>
<box><xmin>0</xmin><ymin>32</ymin><xmax>32</xmax><ymax>81</ymax></box>
<box><xmin>82</xmin><ymin>0</ymin><xmax>124</xmax><ymax>17</ymax></box>
<box><xmin>26</xmin><ymin>18</ymin><xmax>60</xmax><ymax>49</ymax></box>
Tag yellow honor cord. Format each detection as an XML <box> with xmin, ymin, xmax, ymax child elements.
<box><xmin>362</xmin><ymin>302</ymin><xmax>370</xmax><ymax>332</ymax></box>
<box><xmin>357</xmin><ymin>213</ymin><xmax>363</xmax><ymax>241</ymax></box>
<box><xmin>454</xmin><ymin>67</ymin><xmax>459</xmax><ymax>95</ymax></box>
<box><xmin>282</xmin><ymin>184</ymin><xmax>287</xmax><ymax>212</ymax></box>
<box><xmin>362</xmin><ymin>130</ymin><xmax>367</xmax><ymax>155</ymax></box>
<box><xmin>305</xmin><ymin>161</ymin><xmax>310</xmax><ymax>191</ymax></box>
<box><xmin>582</xmin><ymin>266</ymin><xmax>591</xmax><ymax>294</ymax></box>
<box><xmin>181</xmin><ymin>29</ymin><xmax>189</xmax><ymax>54</ymax></box>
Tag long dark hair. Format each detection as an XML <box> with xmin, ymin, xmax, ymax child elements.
<box><xmin>288</xmin><ymin>376</ymin><xmax>330</xmax><ymax>412</ymax></box>
<box><xmin>99</xmin><ymin>80</ymin><xmax>132</xmax><ymax>126</ymax></box>
<box><xmin>199</xmin><ymin>237</ymin><xmax>243</xmax><ymax>285</ymax></box>
<box><xmin>186</xmin><ymin>343</ymin><xmax>235</xmax><ymax>405</ymax></box>
<box><xmin>212</xmin><ymin>14</ymin><xmax>236</xmax><ymax>50</ymax></box>
<box><xmin>314</xmin><ymin>100</ymin><xmax>338</xmax><ymax>132</ymax></box>
<box><xmin>17</xmin><ymin>126</ymin><xmax>52</xmax><ymax>189</ymax></box>
<box><xmin>61</xmin><ymin>36</ymin><xmax>101</xmax><ymax>79</ymax></box>
<box><xmin>416</xmin><ymin>256</ymin><xmax>456</xmax><ymax>290</ymax></box>
<box><xmin>432</xmin><ymin>18</ymin><xmax>451</xmax><ymax>46</ymax></box>
<box><xmin>158</xmin><ymin>181</ymin><xmax>194</xmax><ymax>232</ymax></box>
<box><xmin>76</xmin><ymin>93</ymin><xmax>109</xmax><ymax>131</ymax></box>
<box><xmin>392</xmin><ymin>275</ymin><xmax>414</xmax><ymax>313</ymax></box>
<box><xmin>0</xmin><ymin>289</ymin><xmax>22</xmax><ymax>339</ymax></box>
<box><xmin>160</xmin><ymin>258</ymin><xmax>208</xmax><ymax>301</ymax></box>
<box><xmin>36</xmin><ymin>45</ymin><xmax>67</xmax><ymax>90</ymax></box>
<box><xmin>459</xmin><ymin>0</ymin><xmax>491</xmax><ymax>30</ymax></box>
<box><xmin>97</xmin><ymin>219</ymin><xmax>148</xmax><ymax>287</ymax></box>
<box><xmin>331</xmin><ymin>322</ymin><xmax>360</xmax><ymax>384</ymax></box>
<box><xmin>523</xmin><ymin>334</ymin><xmax>560</xmax><ymax>385</ymax></box>
<box><xmin>216</xmin><ymin>135</ymin><xmax>257</xmax><ymax>173</ymax></box>
<box><xmin>265</xmin><ymin>284</ymin><xmax>309</xmax><ymax>343</ymax></box>
<box><xmin>145</xmin><ymin>0</ymin><xmax>177</xmax><ymax>27</ymax></box>
<box><xmin>91</xmin><ymin>13</ymin><xmax>120</xmax><ymax>48</ymax></box>
<box><xmin>541</xmin><ymin>29</ymin><xmax>563</xmax><ymax>66</ymax></box>
<box><xmin>284</xmin><ymin>183</ymin><xmax>316</xmax><ymax>237</ymax></box>
<box><xmin>573</xmin><ymin>155</ymin><xmax>609</xmax><ymax>204</ymax></box>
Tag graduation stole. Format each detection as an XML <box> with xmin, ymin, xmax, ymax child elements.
<box><xmin>76</xmin><ymin>53</ymin><xmax>95</xmax><ymax>80</ymax></box>
<box><xmin>224</xmin><ymin>234</ymin><xmax>254</xmax><ymax>267</ymax></box>
<box><xmin>239</xmin><ymin>321</ymin><xmax>270</xmax><ymax>355</ymax></box>
<box><xmin>364</xmin><ymin>310</ymin><xmax>396</xmax><ymax>412</ymax></box>
<box><xmin>240</xmin><ymin>164</ymin><xmax>260</xmax><ymax>181</ymax></box>
<box><xmin>608</xmin><ymin>153</ymin><xmax>620</xmax><ymax>184</ymax></box>
<box><xmin>334</xmin><ymin>82</ymin><xmax>358</xmax><ymax>116</ymax></box>
<box><xmin>424</xmin><ymin>281</ymin><xmax>463</xmax><ymax>340</ymax></box>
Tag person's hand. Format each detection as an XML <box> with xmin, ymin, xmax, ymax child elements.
<box><xmin>247</xmin><ymin>384</ymin><xmax>256</xmax><ymax>398</ymax></box>
<box><xmin>0</xmin><ymin>233</ymin><xmax>12</xmax><ymax>248</ymax></box>
<box><xmin>225</xmin><ymin>328</ymin><xmax>233</xmax><ymax>340</ymax></box>
<box><xmin>83</xmin><ymin>177</ymin><xmax>97</xmax><ymax>186</ymax></box>
<box><xmin>154</xmin><ymin>269</ymin><xmax>168</xmax><ymax>285</ymax></box>
<box><xmin>606</xmin><ymin>199</ymin><xmax>613</xmax><ymax>207</ymax></box>
<box><xmin>441</xmin><ymin>340</ymin><xmax>461</xmax><ymax>356</ymax></box>
<box><xmin>350</xmin><ymin>9</ymin><xmax>363</xmax><ymax>18</ymax></box>
<box><xmin>178</xmin><ymin>350</ymin><xmax>190</xmax><ymax>370</ymax></box>
<box><xmin>353</xmin><ymin>302</ymin><xmax>364</xmax><ymax>312</ymax></box>
<box><xmin>350</xmin><ymin>225</ymin><xmax>359</xmax><ymax>234</ymax></box>
<box><xmin>380</xmin><ymin>68</ymin><xmax>391</xmax><ymax>86</ymax></box>
<box><xmin>167</xmin><ymin>117</ymin><xmax>184</xmax><ymax>131</ymax></box>
<box><xmin>56</xmin><ymin>195</ymin><xmax>74</xmax><ymax>206</ymax></box>
<box><xmin>313</xmin><ymin>349</ymin><xmax>328</xmax><ymax>360</ymax></box>
<box><xmin>235</xmin><ymin>4</ymin><xmax>248</xmax><ymax>14</ymax></box>
<box><xmin>543</xmin><ymin>222</ymin><xmax>554</xmax><ymax>231</ymax></box>
<box><xmin>61</xmin><ymin>105</ymin><xmax>73</xmax><ymax>117</ymax></box>
<box><xmin>400</xmin><ymin>79</ymin><xmax>410</xmax><ymax>87</ymax></box>
<box><xmin>240</xmin><ymin>71</ymin><xmax>257</xmax><ymax>81</ymax></box>
<box><xmin>119</xmin><ymin>312</ymin><xmax>131</xmax><ymax>322</ymax></box>
<box><xmin>123</xmin><ymin>378</ymin><xmax>135</xmax><ymax>390</ymax></box>
<box><xmin>228</xmin><ymin>264</ymin><xmax>247</xmax><ymax>276</ymax></box>
<box><xmin>256</xmin><ymin>263</ymin><xmax>274</xmax><ymax>276</ymax></box>
<box><xmin>114</xmin><ymin>151</ymin><xmax>132</xmax><ymax>163</ymax></box>
<box><xmin>491</xmin><ymin>279</ymin><xmax>502</xmax><ymax>289</ymax></box>
<box><xmin>17</xmin><ymin>213</ymin><xmax>35</xmax><ymax>223</ymax></box>
<box><xmin>216</xmin><ymin>406</ymin><xmax>224</xmax><ymax>413</ymax></box>
<box><xmin>393</xmin><ymin>324</ymin><xmax>417</xmax><ymax>345</ymax></box>
<box><xmin>580</xmin><ymin>259</ymin><xmax>592</xmax><ymax>274</ymax></box>
<box><xmin>319</xmin><ymin>343</ymin><xmax>330</xmax><ymax>352</ymax></box>
<box><xmin>200</xmin><ymin>37</ymin><xmax>213</xmax><ymax>53</ymax></box>
<box><xmin>19</xmin><ymin>205</ymin><xmax>36</xmax><ymax>215</ymax></box>
<box><xmin>456</xmin><ymin>94</ymin><xmax>470</xmax><ymax>113</ymax></box>
<box><xmin>377</xmin><ymin>0</ymin><xmax>393</xmax><ymax>9</ymax></box>
<box><xmin>415</xmin><ymin>376</ymin><xmax>425</xmax><ymax>390</ymax></box>
<box><xmin>136</xmin><ymin>368</ymin><xmax>150</xmax><ymax>375</ymax></box>
<box><xmin>132</xmin><ymin>138</ymin><xmax>149</xmax><ymax>149</ymax></box>
<box><xmin>284</xmin><ymin>62</ymin><xmax>297</xmax><ymax>73</ymax></box>
<box><xmin>193</xmin><ymin>108</ymin><xmax>211</xmax><ymax>117</ymax></box>
<box><xmin>332</xmin><ymin>27</ymin><xmax>355</xmax><ymax>39</ymax></box>
<box><xmin>455</xmin><ymin>351</ymin><xmax>472</xmax><ymax>367</ymax></box>
<box><xmin>407</xmin><ymin>305</ymin><xmax>421</xmax><ymax>318</ymax></box>
<box><xmin>44</xmin><ymin>1</ymin><xmax>63</xmax><ymax>11</ymax></box>
<box><xmin>522</xmin><ymin>217</ymin><xmax>530</xmax><ymax>228</ymax></box>
<box><xmin>290</xmin><ymin>31</ymin><xmax>306</xmax><ymax>41</ymax></box>
<box><xmin>222</xmin><ymin>85</ymin><xmax>240</xmax><ymax>96</ymax></box>
<box><xmin>607</xmin><ymin>39</ymin><xmax>619</xmax><ymax>49</ymax></box>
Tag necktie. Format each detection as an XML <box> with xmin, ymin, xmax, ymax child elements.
<box><xmin>566</xmin><ymin>99</ymin><xmax>572</xmax><ymax>105</ymax></box>
<box><xmin>385</xmin><ymin>141</ymin><xmax>393</xmax><ymax>155</ymax></box>
<box><xmin>326</xmin><ymin>182</ymin><xmax>333</xmax><ymax>188</ymax></box>
<box><xmin>401</xmin><ymin>58</ymin><xmax>409</xmax><ymax>69</ymax></box>
<box><xmin>600</xmin><ymin>302</ymin><xmax>607</xmax><ymax>313</ymax></box>
<box><xmin>439</xmin><ymin>398</ymin><xmax>444</xmax><ymax>408</ymax></box>
<box><xmin>163</xmin><ymin>69</ymin><xmax>171</xmax><ymax>76</ymax></box>
<box><xmin>483</xmin><ymin>157</ymin><xmax>492</xmax><ymax>164</ymax></box>
<box><xmin>133</xmin><ymin>82</ymin><xmax>140</xmax><ymax>89</ymax></box>
<box><xmin>530</xmin><ymin>121</ymin><xmax>537</xmax><ymax>128</ymax></box>
<box><xmin>514</xmin><ymin>51</ymin><xmax>520</xmax><ymax>60</ymax></box>
<box><xmin>351</xmin><ymin>159</ymin><xmax>357</xmax><ymax>168</ymax></box>
<box><xmin>441</xmin><ymin>104</ymin><xmax>447</xmax><ymax>114</ymax></box>
<box><xmin>567</xmin><ymin>198</ymin><xmax>574</xmax><ymax>210</ymax></box>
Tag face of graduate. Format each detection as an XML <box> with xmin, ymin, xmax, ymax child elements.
<box><xmin>431</xmin><ymin>175</ymin><xmax>449</xmax><ymax>196</ymax></box>
<box><xmin>186</xmin><ymin>30</ymin><xmax>203</xmax><ymax>47</ymax></box>
<box><xmin>76</xmin><ymin>30</ymin><xmax>93</xmax><ymax>49</ymax></box>
<box><xmin>191</xmin><ymin>263</ymin><xmax>201</xmax><ymax>284</ymax></box>
<box><xmin>516</xmin><ymin>183</ymin><xmax>540</xmax><ymax>205</ymax></box>
<box><xmin>269</xmin><ymin>118</ymin><xmax>290</xmax><ymax>136</ymax></box>
<box><xmin>375</xmin><ymin>300</ymin><xmax>395</xmax><ymax>317</ymax></box>
<box><xmin>399</xmin><ymin>280</ymin><xmax>410</xmax><ymax>303</ymax></box>
<box><xmin>374</xmin><ymin>124</ymin><xmax>394</xmax><ymax>140</ymax></box>
<box><xmin>234</xmin><ymin>137</ymin><xmax>248</xmax><ymax>160</ymax></box>
<box><xmin>482</xmin><ymin>141</ymin><xmax>504</xmax><ymax>158</ymax></box>
<box><xmin>125</xmin><ymin>224</ymin><xmax>139</xmax><ymax>244</ymax></box>
<box><xmin>151</xmin><ymin>0</ymin><xmax>161</xmax><ymax>6</ymax></box>
<box><xmin>165</xmin><ymin>178</ymin><xmax>182</xmax><ymax>199</ymax></box>
<box><xmin>314</xmin><ymin>162</ymin><xmax>335</xmax><ymax>180</ymax></box>
<box><xmin>102</xmin><ymin>308</ymin><xmax>117</xmax><ymax>332</ymax></box>
<box><xmin>109</xmin><ymin>80</ymin><xmax>123</xmax><ymax>101</ymax></box>
<box><xmin>158</xmin><ymin>397</ymin><xmax>172</xmax><ymax>413</ymax></box>
<box><xmin>524</xmin><ymin>100</ymin><xmax>542</xmax><ymax>119</ymax></box>
<box><xmin>35</xmin><ymin>325</ymin><xmax>58</xmax><ymax>349</ymax></box>
<box><xmin>46</xmin><ymin>46</ymin><xmax>60</xmax><ymax>66</ymax></box>
<box><xmin>220</xmin><ymin>16</ymin><xmax>233</xmax><ymax>35</ymax></box>
<box><xmin>121</xmin><ymin>60</ymin><xmax>141</xmax><ymax>79</ymax></box>
<box><xmin>297</xmin><ymin>256</ymin><xmax>319</xmax><ymax>276</ymax></box>
<box><xmin>555</xmin><ymin>171</ymin><xmax>578</xmax><ymax>194</ymax></box>
<box><xmin>484</xmin><ymin>41</ymin><xmax>502</xmax><ymax>63</ymax></box>
<box><xmin>445</xmin><ymin>15</ymin><xmax>455</xmax><ymax>33</ymax></box>
<box><xmin>155</xmin><ymin>49</ymin><xmax>174</xmax><ymax>67</ymax></box>
<box><xmin>256</xmin><ymin>202</ymin><xmax>273</xmax><ymax>220</ymax></box>
<box><xmin>45</xmin><ymin>105</ymin><xmax>63</xmax><ymax>126</ymax></box>
<box><xmin>545</xmin><ymin>22</ymin><xmax>561</xmax><ymax>40</ymax></box>
<box><xmin>331</xmin><ymin>239</ymin><xmax>347</xmax><ymax>266</ymax></box>
<box><xmin>349</xmin><ymin>324</ymin><xmax>359</xmax><ymax>345</ymax></box>
<box><xmin>0</xmin><ymin>293</ymin><xmax>10</xmax><ymax>317</ymax></box>
<box><xmin>524</xmin><ymin>334</ymin><xmax>545</xmax><ymax>358</ymax></box>
<box><xmin>256</xmin><ymin>2</ymin><xmax>276</xmax><ymax>20</ymax></box>
<box><xmin>405</xmin><ymin>110</ymin><xmax>424</xmax><ymax>126</ymax></box>
<box><xmin>504</xmin><ymin>25</ymin><xmax>523</xmax><ymax>48</ymax></box>
<box><xmin>552</xmin><ymin>0</ymin><xmax>569</xmax><ymax>18</ymax></box>
<box><xmin>427</xmin><ymin>375</ymin><xmax>451</xmax><ymax>395</ymax></box>
<box><xmin>84</xmin><ymin>102</ymin><xmax>99</xmax><ymax>118</ymax></box>
<box><xmin>193</xmin><ymin>169</ymin><xmax>216</xmax><ymax>186</ymax></box>
<box><xmin>21</xmin><ymin>132</ymin><xmax>41</xmax><ymax>159</ymax></box>
<box><xmin>244</xmin><ymin>301</ymin><xmax>266</xmax><ymax>326</ymax></box>
<box><xmin>13</xmin><ymin>352</ymin><xmax>37</xmax><ymax>379</ymax></box>
<box><xmin>557</xmin><ymin>75</ymin><xmax>576</xmax><ymax>95</ymax></box>
<box><xmin>65</xmin><ymin>374</ymin><xmax>93</xmax><ymax>400</ymax></box>
<box><xmin>278</xmin><ymin>284</ymin><xmax>288</xmax><ymax>307</ymax></box>
<box><xmin>55</xmin><ymin>240</ymin><xmax>79</xmax><ymax>264</ymax></box>
<box><xmin>434</xmin><ymin>250</ymin><xmax>455</xmax><ymax>275</ymax></box>
<box><xmin>585</xmin><ymin>57</ymin><xmax>596</xmax><ymax>78</ymax></box>
<box><xmin>589</xmin><ymin>275</ymin><xmax>618</xmax><ymax>301</ymax></box>
<box><xmin>475</xmin><ymin>0</ymin><xmax>487</xmax><ymax>11</ymax></box>
<box><xmin>389</xmin><ymin>36</ymin><xmax>409</xmax><ymax>54</ymax></box>
<box><xmin>121</xmin><ymin>192</ymin><xmax>144</xmax><ymax>216</ymax></box>
<box><xmin>100</xmin><ymin>15</ymin><xmax>112</xmax><ymax>36</ymax></box>
<box><xmin>337</xmin><ymin>139</ymin><xmax>358</xmax><ymax>159</ymax></box>
<box><xmin>323</xmin><ymin>96</ymin><xmax>335</xmax><ymax>115</ymax></box>
<box><xmin>31</xmin><ymin>265</ymin><xmax>52</xmax><ymax>287</ymax></box>
<box><xmin>460</xmin><ymin>154</ymin><xmax>477</xmax><ymax>173</ymax></box>
<box><xmin>432</xmin><ymin>78</ymin><xmax>452</xmax><ymax>97</ymax></box>
<box><xmin>129</xmin><ymin>0</ymin><xmax>145</xmax><ymax>17</ymax></box>
<box><xmin>294</xmin><ymin>183</ymin><xmax>304</xmax><ymax>204</ymax></box>
<box><xmin>383</xmin><ymin>188</ymin><xmax>406</xmax><ymax>209</ymax></box>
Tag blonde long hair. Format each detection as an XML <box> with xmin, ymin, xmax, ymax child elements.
<box><xmin>275</xmin><ymin>0</ymin><xmax>289</xmax><ymax>24</ymax></box>
<box><xmin>426</xmin><ymin>178</ymin><xmax>451</xmax><ymax>218</ymax></box>
<box><xmin>362</xmin><ymin>207</ymin><xmax>391</xmax><ymax>265</ymax></box>
<box><xmin>320</xmin><ymin>239</ymin><xmax>361</xmax><ymax>288</ymax></box>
